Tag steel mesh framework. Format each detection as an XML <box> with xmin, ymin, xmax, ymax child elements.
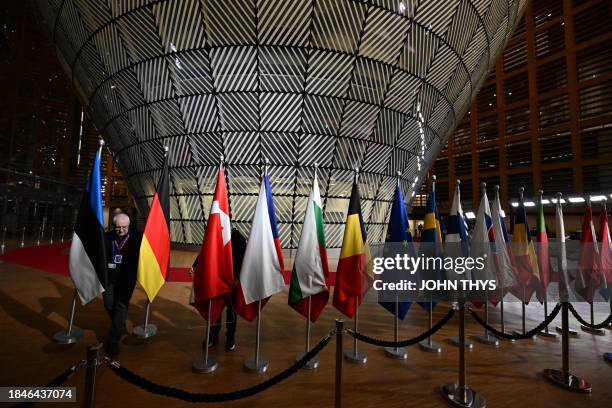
<box><xmin>34</xmin><ymin>0</ymin><xmax>527</xmax><ymax>247</ymax></box>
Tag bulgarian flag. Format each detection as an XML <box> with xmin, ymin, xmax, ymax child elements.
<box><xmin>234</xmin><ymin>172</ymin><xmax>285</xmax><ymax>321</ymax></box>
<box><xmin>193</xmin><ymin>165</ymin><xmax>233</xmax><ymax>322</ymax></box>
<box><xmin>332</xmin><ymin>175</ymin><xmax>371</xmax><ymax>318</ymax></box>
<box><xmin>288</xmin><ymin>170</ymin><xmax>329</xmax><ymax>322</ymax></box>
<box><xmin>137</xmin><ymin>155</ymin><xmax>170</xmax><ymax>302</ymax></box>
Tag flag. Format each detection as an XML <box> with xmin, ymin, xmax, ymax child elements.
<box><xmin>137</xmin><ymin>155</ymin><xmax>171</xmax><ymax>302</ymax></box>
<box><xmin>535</xmin><ymin>197</ymin><xmax>551</xmax><ymax>292</ymax></box>
<box><xmin>597</xmin><ymin>206</ymin><xmax>611</xmax><ymax>300</ymax></box>
<box><xmin>193</xmin><ymin>166</ymin><xmax>233</xmax><ymax>322</ymax></box>
<box><xmin>575</xmin><ymin>205</ymin><xmax>602</xmax><ymax>302</ymax></box>
<box><xmin>288</xmin><ymin>171</ymin><xmax>329</xmax><ymax>322</ymax></box>
<box><xmin>555</xmin><ymin>197</ymin><xmax>571</xmax><ymax>300</ymax></box>
<box><xmin>418</xmin><ymin>183</ymin><xmax>442</xmax><ymax>310</ymax></box>
<box><xmin>490</xmin><ymin>190</ymin><xmax>516</xmax><ymax>289</ymax></box>
<box><xmin>69</xmin><ymin>146</ymin><xmax>107</xmax><ymax>304</ymax></box>
<box><xmin>332</xmin><ymin>176</ymin><xmax>371</xmax><ymax>318</ymax></box>
<box><xmin>512</xmin><ymin>199</ymin><xmax>540</xmax><ymax>290</ymax></box>
<box><xmin>445</xmin><ymin>182</ymin><xmax>469</xmax><ymax>245</ymax></box>
<box><xmin>234</xmin><ymin>174</ymin><xmax>285</xmax><ymax>321</ymax></box>
<box><xmin>378</xmin><ymin>181</ymin><xmax>413</xmax><ymax>320</ymax></box>
<box><xmin>470</xmin><ymin>189</ymin><xmax>496</xmax><ymax>304</ymax></box>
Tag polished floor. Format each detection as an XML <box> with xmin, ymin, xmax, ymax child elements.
<box><xmin>1</xmin><ymin>246</ymin><xmax>611</xmax><ymax>407</ymax></box>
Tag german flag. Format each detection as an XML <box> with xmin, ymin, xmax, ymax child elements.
<box><xmin>332</xmin><ymin>177</ymin><xmax>371</xmax><ymax>318</ymax></box>
<box><xmin>137</xmin><ymin>155</ymin><xmax>170</xmax><ymax>302</ymax></box>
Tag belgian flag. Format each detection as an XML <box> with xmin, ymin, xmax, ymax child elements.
<box><xmin>137</xmin><ymin>154</ymin><xmax>170</xmax><ymax>302</ymax></box>
<box><xmin>332</xmin><ymin>177</ymin><xmax>371</xmax><ymax>318</ymax></box>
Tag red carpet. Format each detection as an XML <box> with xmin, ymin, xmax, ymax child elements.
<box><xmin>0</xmin><ymin>243</ymin><xmax>337</xmax><ymax>285</ymax></box>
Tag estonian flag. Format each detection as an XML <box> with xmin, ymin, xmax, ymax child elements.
<box><xmin>137</xmin><ymin>154</ymin><xmax>170</xmax><ymax>302</ymax></box>
<box><xmin>69</xmin><ymin>143</ymin><xmax>107</xmax><ymax>304</ymax></box>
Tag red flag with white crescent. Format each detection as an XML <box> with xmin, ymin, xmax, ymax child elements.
<box><xmin>193</xmin><ymin>167</ymin><xmax>233</xmax><ymax>322</ymax></box>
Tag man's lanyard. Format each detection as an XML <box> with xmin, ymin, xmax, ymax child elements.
<box><xmin>113</xmin><ymin>234</ymin><xmax>130</xmax><ymax>256</ymax></box>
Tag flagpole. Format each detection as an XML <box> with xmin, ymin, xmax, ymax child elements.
<box><xmin>344</xmin><ymin>296</ymin><xmax>367</xmax><ymax>364</ymax></box>
<box><xmin>385</xmin><ymin>172</ymin><xmax>408</xmax><ymax>360</ymax></box>
<box><xmin>296</xmin><ymin>296</ymin><xmax>319</xmax><ymax>369</ymax></box>
<box><xmin>133</xmin><ymin>299</ymin><xmax>157</xmax><ymax>339</ymax></box>
<box><xmin>193</xmin><ymin>299</ymin><xmax>219</xmax><ymax>373</ymax></box>
<box><xmin>536</xmin><ymin>190</ymin><xmax>557</xmax><ymax>339</ymax></box>
<box><xmin>493</xmin><ymin>185</ymin><xmax>511</xmax><ymax>341</ymax></box>
<box><xmin>441</xmin><ymin>302</ymin><xmax>485</xmax><ymax>407</ymax></box>
<box><xmin>449</xmin><ymin>179</ymin><xmax>473</xmax><ymax>349</ymax></box>
<box><xmin>512</xmin><ymin>187</ymin><xmax>533</xmax><ymax>340</ymax></box>
<box><xmin>244</xmin><ymin>299</ymin><xmax>269</xmax><ymax>373</ymax></box>
<box><xmin>53</xmin><ymin>289</ymin><xmax>84</xmax><ymax>344</ymax></box>
<box><xmin>419</xmin><ymin>175</ymin><xmax>441</xmax><ymax>353</ymax></box>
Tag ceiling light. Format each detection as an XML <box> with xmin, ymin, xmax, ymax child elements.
<box><xmin>568</xmin><ymin>197</ymin><xmax>585</xmax><ymax>203</ymax></box>
<box><xmin>589</xmin><ymin>195</ymin><xmax>606</xmax><ymax>202</ymax></box>
<box><xmin>465</xmin><ymin>211</ymin><xmax>476</xmax><ymax>219</ymax></box>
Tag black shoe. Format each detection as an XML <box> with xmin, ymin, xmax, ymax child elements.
<box><xmin>225</xmin><ymin>337</ymin><xmax>235</xmax><ymax>351</ymax></box>
<box><xmin>106</xmin><ymin>342</ymin><xmax>120</xmax><ymax>357</ymax></box>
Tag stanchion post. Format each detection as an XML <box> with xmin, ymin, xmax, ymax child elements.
<box><xmin>83</xmin><ymin>342</ymin><xmax>102</xmax><ymax>408</ymax></box>
<box><xmin>335</xmin><ymin>319</ymin><xmax>344</xmax><ymax>408</ymax></box>
<box><xmin>543</xmin><ymin>302</ymin><xmax>591</xmax><ymax>393</ymax></box>
<box><xmin>440</xmin><ymin>302</ymin><xmax>485</xmax><ymax>407</ymax></box>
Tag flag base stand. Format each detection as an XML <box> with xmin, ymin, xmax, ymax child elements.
<box><xmin>53</xmin><ymin>327</ymin><xmax>83</xmax><ymax>345</ymax></box>
<box><xmin>243</xmin><ymin>356</ymin><xmax>269</xmax><ymax>373</ymax></box>
<box><xmin>418</xmin><ymin>339</ymin><xmax>442</xmax><ymax>353</ymax></box>
<box><xmin>555</xmin><ymin>325</ymin><xmax>579</xmax><ymax>337</ymax></box>
<box><xmin>192</xmin><ymin>355</ymin><xmax>218</xmax><ymax>374</ymax></box>
<box><xmin>296</xmin><ymin>352</ymin><xmax>319</xmax><ymax>369</ymax></box>
<box><xmin>579</xmin><ymin>326</ymin><xmax>605</xmax><ymax>336</ymax></box>
<box><xmin>473</xmin><ymin>334</ymin><xmax>499</xmax><ymax>347</ymax></box>
<box><xmin>343</xmin><ymin>348</ymin><xmax>367</xmax><ymax>364</ymax></box>
<box><xmin>449</xmin><ymin>336</ymin><xmax>474</xmax><ymax>349</ymax></box>
<box><xmin>440</xmin><ymin>384</ymin><xmax>485</xmax><ymax>408</ymax></box>
<box><xmin>133</xmin><ymin>324</ymin><xmax>157</xmax><ymax>339</ymax></box>
<box><xmin>384</xmin><ymin>346</ymin><xmax>408</xmax><ymax>359</ymax></box>
<box><xmin>538</xmin><ymin>329</ymin><xmax>558</xmax><ymax>339</ymax></box>
<box><xmin>512</xmin><ymin>330</ymin><xmax>535</xmax><ymax>340</ymax></box>
<box><xmin>543</xmin><ymin>369</ymin><xmax>591</xmax><ymax>393</ymax></box>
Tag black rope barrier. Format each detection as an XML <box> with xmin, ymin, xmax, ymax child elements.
<box><xmin>13</xmin><ymin>364</ymin><xmax>79</xmax><ymax>408</ymax></box>
<box><xmin>346</xmin><ymin>308</ymin><xmax>455</xmax><ymax>347</ymax></box>
<box><xmin>567</xmin><ymin>303</ymin><xmax>612</xmax><ymax>329</ymax></box>
<box><xmin>106</xmin><ymin>330</ymin><xmax>334</xmax><ymax>403</ymax></box>
<box><xmin>469</xmin><ymin>303</ymin><xmax>561</xmax><ymax>340</ymax></box>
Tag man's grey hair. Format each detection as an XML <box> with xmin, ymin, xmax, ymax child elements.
<box><xmin>112</xmin><ymin>212</ymin><xmax>130</xmax><ymax>225</ymax></box>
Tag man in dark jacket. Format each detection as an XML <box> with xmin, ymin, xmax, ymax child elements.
<box><xmin>190</xmin><ymin>227</ymin><xmax>247</xmax><ymax>351</ymax></box>
<box><xmin>103</xmin><ymin>212</ymin><xmax>142</xmax><ymax>356</ymax></box>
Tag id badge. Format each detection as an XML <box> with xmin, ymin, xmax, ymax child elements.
<box><xmin>113</xmin><ymin>254</ymin><xmax>123</xmax><ymax>264</ymax></box>
<box><xmin>108</xmin><ymin>263</ymin><xmax>116</xmax><ymax>269</ymax></box>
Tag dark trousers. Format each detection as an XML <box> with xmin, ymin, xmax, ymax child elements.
<box><xmin>102</xmin><ymin>283</ymin><xmax>129</xmax><ymax>344</ymax></box>
<box><xmin>209</xmin><ymin>302</ymin><xmax>237</xmax><ymax>340</ymax></box>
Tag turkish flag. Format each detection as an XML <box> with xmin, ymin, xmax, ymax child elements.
<box><xmin>193</xmin><ymin>167</ymin><xmax>234</xmax><ymax>322</ymax></box>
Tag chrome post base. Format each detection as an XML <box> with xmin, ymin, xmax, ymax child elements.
<box><xmin>343</xmin><ymin>348</ymin><xmax>367</xmax><ymax>364</ymax></box>
<box><xmin>440</xmin><ymin>383</ymin><xmax>486</xmax><ymax>408</ymax></box>
<box><xmin>512</xmin><ymin>330</ymin><xmax>535</xmax><ymax>340</ymax></box>
<box><xmin>384</xmin><ymin>346</ymin><xmax>408</xmax><ymax>359</ymax></box>
<box><xmin>473</xmin><ymin>334</ymin><xmax>499</xmax><ymax>347</ymax></box>
<box><xmin>53</xmin><ymin>327</ymin><xmax>83</xmax><ymax>345</ymax></box>
<box><xmin>555</xmin><ymin>325</ymin><xmax>579</xmax><ymax>337</ymax></box>
<box><xmin>192</xmin><ymin>355</ymin><xmax>218</xmax><ymax>374</ymax></box>
<box><xmin>418</xmin><ymin>339</ymin><xmax>442</xmax><ymax>353</ymax></box>
<box><xmin>580</xmin><ymin>325</ymin><xmax>605</xmax><ymax>336</ymax></box>
<box><xmin>543</xmin><ymin>368</ymin><xmax>592</xmax><ymax>393</ymax></box>
<box><xmin>296</xmin><ymin>352</ymin><xmax>319</xmax><ymax>369</ymax></box>
<box><xmin>132</xmin><ymin>324</ymin><xmax>157</xmax><ymax>339</ymax></box>
<box><xmin>243</xmin><ymin>356</ymin><xmax>269</xmax><ymax>373</ymax></box>
<box><xmin>449</xmin><ymin>336</ymin><xmax>474</xmax><ymax>349</ymax></box>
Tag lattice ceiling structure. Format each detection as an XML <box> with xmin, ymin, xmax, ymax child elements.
<box><xmin>35</xmin><ymin>0</ymin><xmax>527</xmax><ymax>248</ymax></box>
